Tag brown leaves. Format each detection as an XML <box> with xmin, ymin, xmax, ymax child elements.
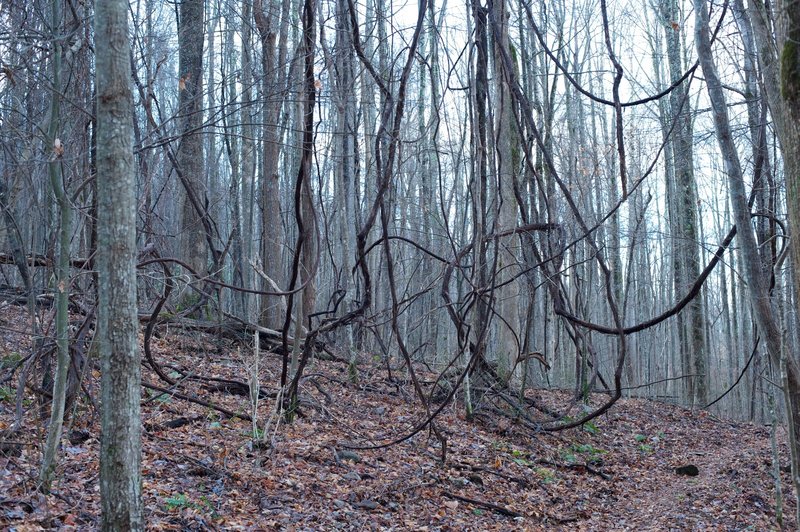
<box><xmin>178</xmin><ymin>73</ymin><xmax>191</xmax><ymax>91</ymax></box>
<box><xmin>0</xmin><ymin>303</ymin><xmax>791</xmax><ymax>530</ymax></box>
<box><xmin>0</xmin><ymin>65</ymin><xmax>14</xmax><ymax>86</ymax></box>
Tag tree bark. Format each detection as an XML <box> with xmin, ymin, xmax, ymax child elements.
<box><xmin>254</xmin><ymin>0</ymin><xmax>289</xmax><ymax>330</ymax></box>
<box><xmin>749</xmin><ymin>0</ymin><xmax>800</xmax><ymax>521</ymax></box>
<box><xmin>696</xmin><ymin>0</ymin><xmax>800</xmax><ymax>523</ymax></box>
<box><xmin>96</xmin><ymin>0</ymin><xmax>142</xmax><ymax>528</ymax></box>
<box><xmin>39</xmin><ymin>0</ymin><xmax>71</xmax><ymax>492</ymax></box>
<box><xmin>490</xmin><ymin>0</ymin><xmax>522</xmax><ymax>387</ymax></box>
<box><xmin>177</xmin><ymin>0</ymin><xmax>207</xmax><ymax>276</ymax></box>
<box><xmin>660</xmin><ymin>0</ymin><xmax>707</xmax><ymax>407</ymax></box>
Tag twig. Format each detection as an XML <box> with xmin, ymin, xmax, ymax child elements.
<box><xmin>141</xmin><ymin>381</ymin><xmax>250</xmax><ymax>421</ymax></box>
<box><xmin>441</xmin><ymin>490</ymin><xmax>523</xmax><ymax>518</ymax></box>
<box><xmin>451</xmin><ymin>461</ymin><xmax>530</xmax><ymax>487</ymax></box>
<box><xmin>538</xmin><ymin>459</ymin><xmax>611</xmax><ymax>480</ymax></box>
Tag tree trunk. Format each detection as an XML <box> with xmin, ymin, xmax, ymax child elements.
<box><xmin>255</xmin><ymin>0</ymin><xmax>289</xmax><ymax>330</ymax></box>
<box><xmin>96</xmin><ymin>0</ymin><xmax>142</xmax><ymax>527</ymax></box>
<box><xmin>334</xmin><ymin>0</ymin><xmax>358</xmax><ymax>351</ymax></box>
<box><xmin>39</xmin><ymin>0</ymin><xmax>71</xmax><ymax>491</ymax></box>
<box><xmin>490</xmin><ymin>0</ymin><xmax>522</xmax><ymax>387</ymax></box>
<box><xmin>241</xmin><ymin>0</ymin><xmax>257</xmax><ymax>320</ymax></box>
<box><xmin>177</xmin><ymin>0</ymin><xmax>207</xmax><ymax>276</ymax></box>
<box><xmin>660</xmin><ymin>0</ymin><xmax>707</xmax><ymax>407</ymax></box>
<box><xmin>696</xmin><ymin>0</ymin><xmax>800</xmax><ymax>523</ymax></box>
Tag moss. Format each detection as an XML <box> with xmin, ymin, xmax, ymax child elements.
<box><xmin>781</xmin><ymin>39</ymin><xmax>800</xmax><ymax>103</ymax></box>
<box><xmin>509</xmin><ymin>42</ymin><xmax>519</xmax><ymax>71</ymax></box>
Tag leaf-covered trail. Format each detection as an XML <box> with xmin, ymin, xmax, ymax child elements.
<box><xmin>0</xmin><ymin>322</ymin><xmax>793</xmax><ymax>530</ymax></box>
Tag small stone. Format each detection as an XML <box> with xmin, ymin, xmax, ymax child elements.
<box><xmin>343</xmin><ymin>471</ymin><xmax>361</xmax><ymax>481</ymax></box>
<box><xmin>467</xmin><ymin>473</ymin><xmax>484</xmax><ymax>485</ymax></box>
<box><xmin>336</xmin><ymin>449</ymin><xmax>362</xmax><ymax>463</ymax></box>
<box><xmin>355</xmin><ymin>499</ymin><xmax>379</xmax><ymax>510</ymax></box>
<box><xmin>333</xmin><ymin>499</ymin><xmax>347</xmax><ymax>509</ymax></box>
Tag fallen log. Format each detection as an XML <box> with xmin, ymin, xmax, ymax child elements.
<box><xmin>0</xmin><ymin>253</ymin><xmax>91</xmax><ymax>269</ymax></box>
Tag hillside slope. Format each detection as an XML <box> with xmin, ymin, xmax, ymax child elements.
<box><xmin>0</xmin><ymin>320</ymin><xmax>792</xmax><ymax>530</ymax></box>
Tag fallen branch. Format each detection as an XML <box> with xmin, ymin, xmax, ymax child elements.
<box><xmin>538</xmin><ymin>459</ymin><xmax>611</xmax><ymax>480</ymax></box>
<box><xmin>451</xmin><ymin>461</ymin><xmax>530</xmax><ymax>487</ymax></box>
<box><xmin>141</xmin><ymin>381</ymin><xmax>251</xmax><ymax>421</ymax></box>
<box><xmin>0</xmin><ymin>253</ymin><xmax>91</xmax><ymax>269</ymax></box>
<box><xmin>441</xmin><ymin>490</ymin><xmax>523</xmax><ymax>518</ymax></box>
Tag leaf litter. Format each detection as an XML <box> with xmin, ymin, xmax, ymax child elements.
<box><xmin>0</xmin><ymin>306</ymin><xmax>793</xmax><ymax>530</ymax></box>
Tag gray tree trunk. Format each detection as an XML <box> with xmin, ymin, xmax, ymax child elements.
<box><xmin>241</xmin><ymin>0</ymin><xmax>257</xmax><ymax>320</ymax></box>
<box><xmin>96</xmin><ymin>0</ymin><xmax>142</xmax><ymax>527</ymax></box>
<box><xmin>222</xmin><ymin>8</ymin><xmax>246</xmax><ymax>318</ymax></box>
<box><xmin>490</xmin><ymin>0</ymin><xmax>522</xmax><ymax>387</ymax></box>
<box><xmin>177</xmin><ymin>0</ymin><xmax>207</xmax><ymax>276</ymax></box>
<box><xmin>255</xmin><ymin>0</ymin><xmax>289</xmax><ymax>330</ymax></box>
<box><xmin>660</xmin><ymin>0</ymin><xmax>707</xmax><ymax>407</ymax></box>
<box><xmin>697</xmin><ymin>0</ymin><xmax>800</xmax><ymax>522</ymax></box>
<box><xmin>39</xmin><ymin>0</ymin><xmax>70</xmax><ymax>492</ymax></box>
<box><xmin>334</xmin><ymin>0</ymin><xmax>358</xmax><ymax>351</ymax></box>
<box><xmin>749</xmin><ymin>0</ymin><xmax>800</xmax><ymax>521</ymax></box>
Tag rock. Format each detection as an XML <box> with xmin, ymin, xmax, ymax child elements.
<box><xmin>355</xmin><ymin>499</ymin><xmax>379</xmax><ymax>510</ymax></box>
<box><xmin>675</xmin><ymin>464</ymin><xmax>699</xmax><ymax>476</ymax></box>
<box><xmin>336</xmin><ymin>449</ymin><xmax>362</xmax><ymax>463</ymax></box>
<box><xmin>343</xmin><ymin>471</ymin><xmax>361</xmax><ymax>481</ymax></box>
<box><xmin>467</xmin><ymin>473</ymin><xmax>484</xmax><ymax>485</ymax></box>
<box><xmin>68</xmin><ymin>430</ymin><xmax>90</xmax><ymax>445</ymax></box>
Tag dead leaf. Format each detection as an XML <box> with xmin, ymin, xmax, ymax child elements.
<box><xmin>179</xmin><ymin>73</ymin><xmax>191</xmax><ymax>91</ymax></box>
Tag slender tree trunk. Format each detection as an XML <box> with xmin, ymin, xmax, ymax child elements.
<box><xmin>241</xmin><ymin>0</ymin><xmax>257</xmax><ymax>320</ymax></box>
<box><xmin>660</xmin><ymin>0</ymin><xmax>707</xmax><ymax>407</ymax></box>
<box><xmin>39</xmin><ymin>0</ymin><xmax>70</xmax><ymax>491</ymax></box>
<box><xmin>334</xmin><ymin>0</ymin><xmax>358</xmax><ymax>352</ymax></box>
<box><xmin>490</xmin><ymin>0</ymin><xmax>522</xmax><ymax>386</ymax></box>
<box><xmin>96</xmin><ymin>0</ymin><xmax>142</xmax><ymax>527</ymax></box>
<box><xmin>255</xmin><ymin>0</ymin><xmax>288</xmax><ymax>330</ymax></box>
<box><xmin>177</xmin><ymin>0</ymin><xmax>207</xmax><ymax>277</ymax></box>
<box><xmin>753</xmin><ymin>0</ymin><xmax>800</xmax><ymax>520</ymax></box>
<box><xmin>222</xmin><ymin>9</ymin><xmax>246</xmax><ymax>317</ymax></box>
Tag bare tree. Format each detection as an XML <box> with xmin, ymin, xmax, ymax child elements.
<box><xmin>177</xmin><ymin>0</ymin><xmax>207</xmax><ymax>277</ymax></box>
<box><xmin>658</xmin><ymin>0</ymin><xmax>707</xmax><ymax>407</ymax></box>
<box><xmin>254</xmin><ymin>0</ymin><xmax>290</xmax><ymax>330</ymax></box>
<box><xmin>695</xmin><ymin>0</ymin><xmax>800</xmax><ymax>523</ymax></box>
<box><xmin>39</xmin><ymin>0</ymin><xmax>73</xmax><ymax>491</ymax></box>
<box><xmin>96</xmin><ymin>0</ymin><xmax>142</xmax><ymax>527</ymax></box>
<box><xmin>748</xmin><ymin>0</ymin><xmax>800</xmax><ymax>522</ymax></box>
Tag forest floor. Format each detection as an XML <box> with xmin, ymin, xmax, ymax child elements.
<box><xmin>0</xmin><ymin>305</ymin><xmax>795</xmax><ymax>531</ymax></box>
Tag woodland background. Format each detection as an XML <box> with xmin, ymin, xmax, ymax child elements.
<box><xmin>3</xmin><ymin>0</ymin><xmax>800</xmax><ymax>527</ymax></box>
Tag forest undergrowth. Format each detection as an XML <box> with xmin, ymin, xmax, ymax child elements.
<box><xmin>0</xmin><ymin>305</ymin><xmax>793</xmax><ymax>531</ymax></box>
